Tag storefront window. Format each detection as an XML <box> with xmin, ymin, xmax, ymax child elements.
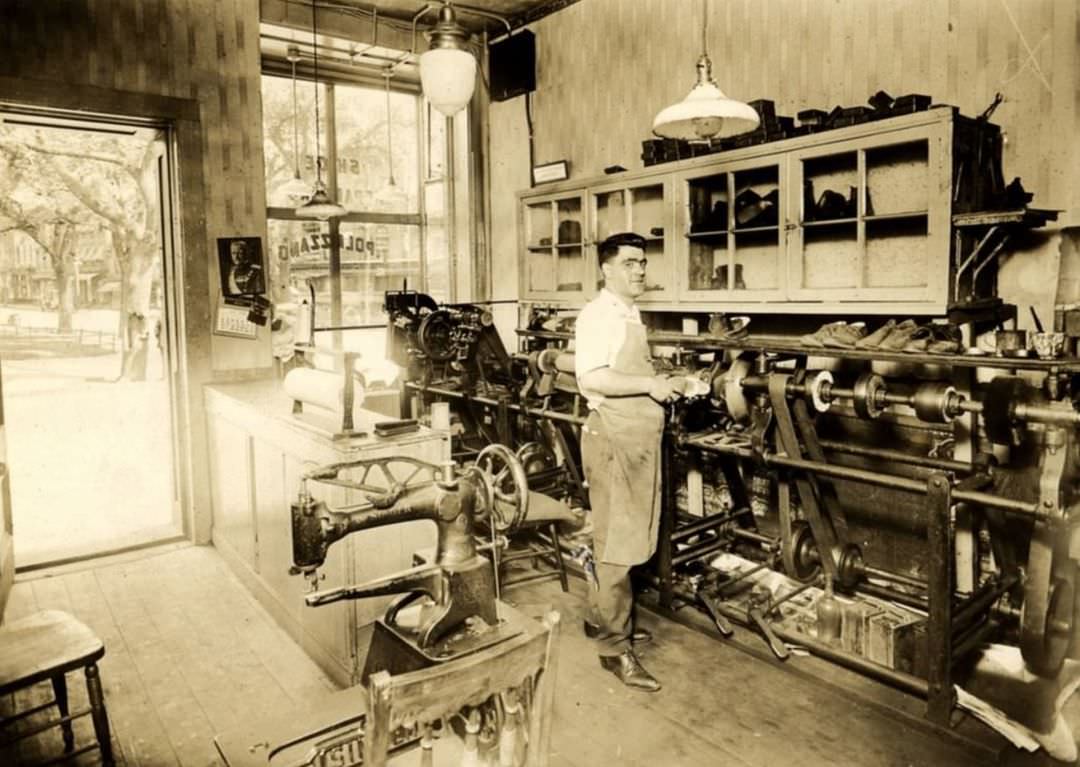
<box><xmin>261</xmin><ymin>67</ymin><xmax>460</xmax><ymax>365</ymax></box>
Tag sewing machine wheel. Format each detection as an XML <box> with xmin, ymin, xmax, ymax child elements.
<box><xmin>417</xmin><ymin>310</ymin><xmax>455</xmax><ymax>362</ymax></box>
<box><xmin>475</xmin><ymin>444</ymin><xmax>529</xmax><ymax>533</ymax></box>
<box><xmin>1020</xmin><ymin>522</ymin><xmax>1075</xmax><ymax>677</ymax></box>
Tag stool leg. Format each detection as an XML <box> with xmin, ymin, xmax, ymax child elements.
<box><xmin>85</xmin><ymin>663</ymin><xmax>114</xmax><ymax>766</ymax></box>
<box><xmin>548</xmin><ymin>523</ymin><xmax>569</xmax><ymax>592</ymax></box>
<box><xmin>51</xmin><ymin>674</ymin><xmax>74</xmax><ymax>752</ymax></box>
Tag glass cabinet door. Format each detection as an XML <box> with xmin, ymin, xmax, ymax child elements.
<box><xmin>787</xmin><ymin>126</ymin><xmax>942</xmax><ymax>304</ymax></box>
<box><xmin>678</xmin><ymin>160</ymin><xmax>783</xmax><ymax>302</ymax></box>
<box><xmin>521</xmin><ymin>192</ymin><xmax>588</xmax><ymax>300</ymax></box>
<box><xmin>589</xmin><ymin>180</ymin><xmax>674</xmax><ymax>301</ymax></box>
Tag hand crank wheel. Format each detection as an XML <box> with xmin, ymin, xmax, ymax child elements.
<box><xmin>475</xmin><ymin>444</ymin><xmax>530</xmax><ymax>533</ymax></box>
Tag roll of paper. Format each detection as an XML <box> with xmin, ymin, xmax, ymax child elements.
<box><xmin>283</xmin><ymin>367</ymin><xmax>365</xmax><ymax>427</ymax></box>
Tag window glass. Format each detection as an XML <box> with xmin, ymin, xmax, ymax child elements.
<box><xmin>334</xmin><ymin>83</ymin><xmax>419</xmax><ymax>214</ymax></box>
<box><xmin>261</xmin><ymin>75</ymin><xmax>325</xmax><ymax>208</ymax></box>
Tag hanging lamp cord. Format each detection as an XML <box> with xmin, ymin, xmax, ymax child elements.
<box><xmin>291</xmin><ymin>56</ymin><xmax>301</xmax><ymax>178</ymax></box>
<box><xmin>312</xmin><ymin>0</ymin><xmax>322</xmax><ymax>184</ymax></box>
<box><xmin>701</xmin><ymin>0</ymin><xmax>709</xmax><ymax>57</ymax></box>
<box><xmin>384</xmin><ymin>69</ymin><xmax>396</xmax><ymax>187</ymax></box>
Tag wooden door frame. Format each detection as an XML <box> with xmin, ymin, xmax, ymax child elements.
<box><xmin>0</xmin><ymin>76</ymin><xmax>214</xmax><ymax>548</ymax></box>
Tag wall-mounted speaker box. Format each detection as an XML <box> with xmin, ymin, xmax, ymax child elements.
<box><xmin>489</xmin><ymin>30</ymin><xmax>536</xmax><ymax>102</ymax></box>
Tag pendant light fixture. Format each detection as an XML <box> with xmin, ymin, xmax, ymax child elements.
<box><xmin>296</xmin><ymin>0</ymin><xmax>347</xmax><ymax>220</ymax></box>
<box><xmin>652</xmin><ymin>0</ymin><xmax>760</xmax><ymax>141</ymax></box>
<box><xmin>419</xmin><ymin>1</ymin><xmax>476</xmax><ymax>117</ymax></box>
<box><xmin>279</xmin><ymin>44</ymin><xmax>313</xmax><ymax>203</ymax></box>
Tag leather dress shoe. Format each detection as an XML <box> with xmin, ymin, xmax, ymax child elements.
<box><xmin>599</xmin><ymin>650</ymin><xmax>661</xmax><ymax>692</ymax></box>
<box><xmin>583</xmin><ymin>621</ymin><xmax>653</xmax><ymax>645</ymax></box>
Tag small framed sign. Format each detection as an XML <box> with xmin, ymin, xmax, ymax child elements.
<box><xmin>214</xmin><ymin>300</ymin><xmax>258</xmax><ymax>339</ymax></box>
<box><xmin>532</xmin><ymin>160</ymin><xmax>569</xmax><ymax>185</ymax></box>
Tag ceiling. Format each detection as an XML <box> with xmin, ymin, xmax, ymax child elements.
<box><xmin>326</xmin><ymin>0</ymin><xmax>579</xmax><ymax>34</ymax></box>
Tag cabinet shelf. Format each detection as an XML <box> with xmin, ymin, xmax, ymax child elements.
<box><xmin>687</xmin><ymin>229</ymin><xmax>729</xmax><ymax>239</ymax></box>
<box><xmin>733</xmin><ymin>225</ymin><xmax>780</xmax><ymax>234</ymax></box>
<box><xmin>802</xmin><ymin>217</ymin><xmax>858</xmax><ymax>227</ymax></box>
<box><xmin>864</xmin><ymin>210</ymin><xmax>928</xmax><ymax>222</ymax></box>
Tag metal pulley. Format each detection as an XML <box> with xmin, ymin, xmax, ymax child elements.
<box><xmin>721</xmin><ymin>357</ymin><xmax>753</xmax><ymax>422</ymax></box>
<box><xmin>912</xmin><ymin>382</ymin><xmax>958</xmax><ymax>424</ymax></box>
<box><xmin>806</xmin><ymin>370</ymin><xmax>834</xmax><ymax>414</ymax></box>
<box><xmin>852</xmin><ymin>373</ymin><xmax>886</xmax><ymax>420</ymax></box>
<box><xmin>785</xmin><ymin>520</ymin><xmax>822</xmax><ymax>582</ymax></box>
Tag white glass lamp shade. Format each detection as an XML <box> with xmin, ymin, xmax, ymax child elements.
<box><xmin>653</xmin><ymin>56</ymin><xmax>760</xmax><ymax>140</ymax></box>
<box><xmin>279</xmin><ymin>173</ymin><xmax>313</xmax><ymax>204</ymax></box>
<box><xmin>295</xmin><ymin>180</ymin><xmax>347</xmax><ymax>220</ymax></box>
<box><xmin>420</xmin><ymin>47</ymin><xmax>477</xmax><ymax>117</ymax></box>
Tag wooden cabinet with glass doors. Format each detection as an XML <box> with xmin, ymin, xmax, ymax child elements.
<box><xmin>519</xmin><ymin>108</ymin><xmax>981</xmax><ymax>314</ymax></box>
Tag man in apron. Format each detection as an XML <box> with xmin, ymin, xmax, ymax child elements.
<box><xmin>574</xmin><ymin>232</ymin><xmax>681</xmax><ymax>692</ymax></box>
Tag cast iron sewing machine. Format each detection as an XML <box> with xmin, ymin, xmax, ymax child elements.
<box><xmin>289</xmin><ymin>443</ymin><xmax>533</xmax><ymax>681</ymax></box>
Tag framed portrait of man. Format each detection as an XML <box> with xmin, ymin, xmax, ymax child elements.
<box><xmin>218</xmin><ymin>236</ymin><xmax>266</xmax><ymax>298</ymax></box>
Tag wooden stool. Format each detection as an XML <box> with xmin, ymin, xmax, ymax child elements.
<box><xmin>0</xmin><ymin>610</ymin><xmax>114</xmax><ymax>765</ymax></box>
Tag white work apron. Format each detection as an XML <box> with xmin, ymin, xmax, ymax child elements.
<box><xmin>584</xmin><ymin>320</ymin><xmax>665</xmax><ymax>566</ymax></box>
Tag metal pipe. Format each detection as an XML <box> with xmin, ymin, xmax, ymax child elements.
<box><xmin>671</xmin><ymin>509</ymin><xmax>751</xmax><ymax>543</ymax></box>
<box><xmin>952</xmin><ymin>618</ymin><xmax>995</xmax><ymax>662</ymax></box>
<box><xmin>693</xmin><ymin>441</ymin><xmax>1041</xmax><ymax>517</ymax></box>
<box><xmin>952</xmin><ymin>576</ymin><xmax>1017</xmax><ymax>634</ymax></box>
<box><xmin>732</xmin><ymin>528</ymin><xmax>778</xmax><ymax>549</ymax></box>
<box><xmin>406</xmin><ymin>383</ymin><xmax>587</xmax><ymax>425</ymax></box>
<box><xmin>816</xmin><ymin>439</ymin><xmax>973</xmax><ymax>475</ymax></box>
<box><xmin>672</xmin><ymin>538</ymin><xmax>731</xmax><ymax>568</ymax></box>
<box><xmin>863</xmin><ymin>565</ymin><xmax>927</xmax><ymax>590</ymax></box>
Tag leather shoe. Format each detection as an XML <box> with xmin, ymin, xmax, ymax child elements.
<box><xmin>583</xmin><ymin>621</ymin><xmax>653</xmax><ymax>645</ymax></box>
<box><xmin>599</xmin><ymin>650</ymin><xmax>661</xmax><ymax>692</ymax></box>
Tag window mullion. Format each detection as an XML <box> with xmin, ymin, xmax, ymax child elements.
<box><xmin>325</xmin><ymin>83</ymin><xmax>343</xmax><ymax>351</ymax></box>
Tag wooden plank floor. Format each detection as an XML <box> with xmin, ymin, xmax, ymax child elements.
<box><xmin>0</xmin><ymin>544</ymin><xmax>1048</xmax><ymax>766</ymax></box>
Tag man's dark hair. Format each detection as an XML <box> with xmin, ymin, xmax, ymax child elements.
<box><xmin>598</xmin><ymin>232</ymin><xmax>647</xmax><ymax>265</ymax></box>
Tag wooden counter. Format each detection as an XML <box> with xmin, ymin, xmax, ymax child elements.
<box><xmin>204</xmin><ymin>380</ymin><xmax>451</xmax><ymax>686</ymax></box>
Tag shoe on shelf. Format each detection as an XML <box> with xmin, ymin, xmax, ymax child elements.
<box><xmin>855</xmin><ymin>319</ymin><xmax>896</xmax><ymax>349</ymax></box>
<box><xmin>599</xmin><ymin>650</ymin><xmax>662</xmax><ymax>692</ymax></box>
<box><xmin>925</xmin><ymin>323</ymin><xmax>963</xmax><ymax>354</ymax></box>
<box><xmin>821</xmin><ymin>321</ymin><xmax>866</xmax><ymax>349</ymax></box>
<box><xmin>799</xmin><ymin>321</ymin><xmax>847</xmax><ymax>348</ymax></box>
<box><xmin>903</xmin><ymin>325</ymin><xmax>933</xmax><ymax>352</ymax></box>
<box><xmin>584</xmin><ymin>621</ymin><xmax>653</xmax><ymax>645</ymax></box>
<box><xmin>877</xmin><ymin>319</ymin><xmax>919</xmax><ymax>350</ymax></box>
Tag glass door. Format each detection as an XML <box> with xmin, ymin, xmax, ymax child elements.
<box><xmin>678</xmin><ymin>158</ymin><xmax>785</xmax><ymax>303</ymax></box>
<box><xmin>0</xmin><ymin>112</ymin><xmax>183</xmax><ymax>567</ymax></box>
<box><xmin>520</xmin><ymin>191</ymin><xmax>588</xmax><ymax>301</ymax></box>
<box><xmin>592</xmin><ymin>180</ymin><xmax>674</xmax><ymax>303</ymax></box>
<box><xmin>787</xmin><ymin>125</ymin><xmax>945</xmax><ymax>306</ymax></box>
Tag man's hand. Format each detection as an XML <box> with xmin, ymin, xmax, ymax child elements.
<box><xmin>648</xmin><ymin>375</ymin><xmax>681</xmax><ymax>403</ymax></box>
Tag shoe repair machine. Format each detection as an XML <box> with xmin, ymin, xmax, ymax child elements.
<box><xmin>289</xmin><ymin>443</ymin><xmax>534</xmax><ymax>680</ymax></box>
<box><xmin>652</xmin><ymin>346</ymin><xmax>1080</xmax><ymax>726</ymax></box>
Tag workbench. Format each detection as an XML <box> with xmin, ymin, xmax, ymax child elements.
<box><xmin>204</xmin><ymin>380</ymin><xmax>451</xmax><ymax>686</ymax></box>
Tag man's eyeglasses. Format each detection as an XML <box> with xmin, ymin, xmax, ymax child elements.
<box><xmin>618</xmin><ymin>258</ymin><xmax>648</xmax><ymax>272</ymax></box>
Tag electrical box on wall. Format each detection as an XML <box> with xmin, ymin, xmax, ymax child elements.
<box><xmin>489</xmin><ymin>30</ymin><xmax>536</xmax><ymax>102</ymax></box>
